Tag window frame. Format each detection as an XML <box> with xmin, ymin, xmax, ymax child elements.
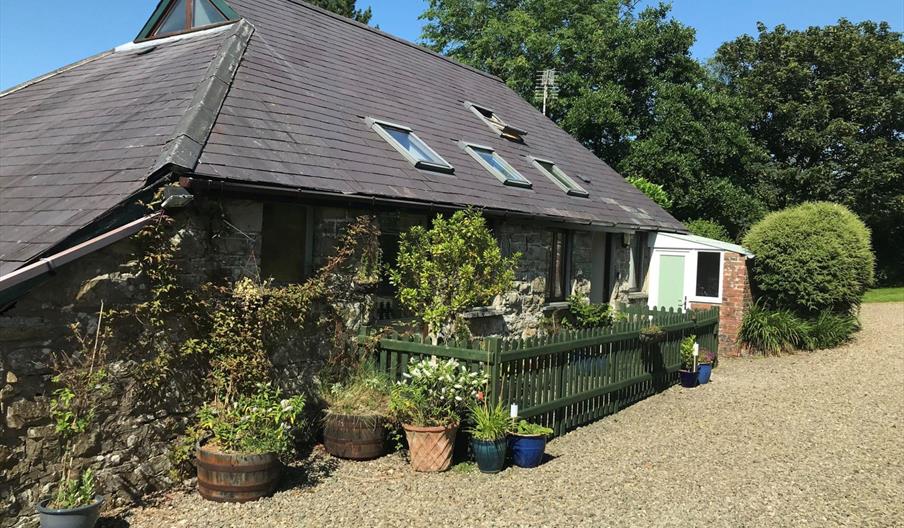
<box><xmin>260</xmin><ymin>202</ymin><xmax>313</xmax><ymax>284</ymax></box>
<box><xmin>546</xmin><ymin>230</ymin><xmax>573</xmax><ymax>302</ymax></box>
<box><xmin>464</xmin><ymin>101</ymin><xmax>527</xmax><ymax>142</ymax></box>
<box><xmin>690</xmin><ymin>250</ymin><xmax>724</xmax><ymax>304</ymax></box>
<box><xmin>139</xmin><ymin>0</ymin><xmax>236</xmax><ymax>41</ymax></box>
<box><xmin>630</xmin><ymin>232</ymin><xmax>649</xmax><ymax>290</ymax></box>
<box><xmin>459</xmin><ymin>141</ymin><xmax>532</xmax><ymax>188</ymax></box>
<box><xmin>367</xmin><ymin>118</ymin><xmax>455</xmax><ymax>174</ymax></box>
<box><xmin>530</xmin><ymin>157</ymin><xmax>589</xmax><ymax>197</ymax></box>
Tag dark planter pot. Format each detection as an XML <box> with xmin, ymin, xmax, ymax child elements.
<box><xmin>679</xmin><ymin>369</ymin><xmax>699</xmax><ymax>388</ymax></box>
<box><xmin>639</xmin><ymin>332</ymin><xmax>665</xmax><ymax>345</ymax></box>
<box><xmin>323</xmin><ymin>413</ymin><xmax>387</xmax><ymax>460</ymax></box>
<box><xmin>471</xmin><ymin>437</ymin><xmax>507</xmax><ymax>474</ymax></box>
<box><xmin>196</xmin><ymin>444</ymin><xmax>282</xmax><ymax>503</ymax></box>
<box><xmin>509</xmin><ymin>434</ymin><xmax>547</xmax><ymax>468</ymax></box>
<box><xmin>697</xmin><ymin>363</ymin><xmax>713</xmax><ymax>384</ymax></box>
<box><xmin>36</xmin><ymin>496</ymin><xmax>104</xmax><ymax>528</ymax></box>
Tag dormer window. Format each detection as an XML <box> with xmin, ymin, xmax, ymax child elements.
<box><xmin>465</xmin><ymin>102</ymin><xmax>527</xmax><ymax>143</ymax></box>
<box><xmin>368</xmin><ymin>118</ymin><xmax>455</xmax><ymax>174</ymax></box>
<box><xmin>531</xmin><ymin>157</ymin><xmax>589</xmax><ymax>197</ymax></box>
<box><xmin>460</xmin><ymin>142</ymin><xmax>532</xmax><ymax>188</ymax></box>
<box><xmin>138</xmin><ymin>0</ymin><xmax>236</xmax><ymax>41</ymax></box>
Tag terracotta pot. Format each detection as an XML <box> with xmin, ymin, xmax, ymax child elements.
<box><xmin>402</xmin><ymin>423</ymin><xmax>458</xmax><ymax>472</ymax></box>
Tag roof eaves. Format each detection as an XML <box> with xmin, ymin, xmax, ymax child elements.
<box><xmin>150</xmin><ymin>18</ymin><xmax>255</xmax><ymax>178</ymax></box>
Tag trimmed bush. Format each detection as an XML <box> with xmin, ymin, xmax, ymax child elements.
<box><xmin>685</xmin><ymin>219</ymin><xmax>732</xmax><ymax>242</ymax></box>
<box><xmin>743</xmin><ymin>202</ymin><xmax>874</xmax><ymax>314</ymax></box>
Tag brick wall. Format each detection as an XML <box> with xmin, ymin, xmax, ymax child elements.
<box><xmin>690</xmin><ymin>252</ymin><xmax>751</xmax><ymax>357</ymax></box>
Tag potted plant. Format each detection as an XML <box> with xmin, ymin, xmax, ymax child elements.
<box><xmin>389</xmin><ymin>356</ymin><xmax>486</xmax><ymax>472</ymax></box>
<box><xmin>697</xmin><ymin>348</ymin><xmax>715</xmax><ymax>385</ymax></box>
<box><xmin>322</xmin><ymin>363</ymin><xmax>392</xmax><ymax>460</ymax></box>
<box><xmin>639</xmin><ymin>324</ymin><xmax>666</xmax><ymax>344</ymax></box>
<box><xmin>467</xmin><ymin>399</ymin><xmax>510</xmax><ymax>474</ymax></box>
<box><xmin>37</xmin><ymin>469</ymin><xmax>104</xmax><ymax>528</ymax></box>
<box><xmin>508</xmin><ymin>420</ymin><xmax>554</xmax><ymax>468</ymax></box>
<box><xmin>194</xmin><ymin>383</ymin><xmax>305</xmax><ymax>503</ymax></box>
<box><xmin>678</xmin><ymin>335</ymin><xmax>699</xmax><ymax>388</ymax></box>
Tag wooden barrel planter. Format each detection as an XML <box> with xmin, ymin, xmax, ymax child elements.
<box><xmin>196</xmin><ymin>444</ymin><xmax>282</xmax><ymax>503</ymax></box>
<box><xmin>323</xmin><ymin>414</ymin><xmax>386</xmax><ymax>460</ymax></box>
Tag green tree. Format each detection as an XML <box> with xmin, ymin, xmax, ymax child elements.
<box><xmin>685</xmin><ymin>219</ymin><xmax>732</xmax><ymax>243</ymax></box>
<box><xmin>309</xmin><ymin>0</ymin><xmax>372</xmax><ymax>23</ymax></box>
<box><xmin>389</xmin><ymin>210</ymin><xmax>520</xmax><ymax>340</ymax></box>
<box><xmin>712</xmin><ymin>20</ymin><xmax>904</xmax><ymax>283</ymax></box>
<box><xmin>626</xmin><ymin>176</ymin><xmax>672</xmax><ymax>210</ymax></box>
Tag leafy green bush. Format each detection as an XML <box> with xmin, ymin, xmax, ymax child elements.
<box><xmin>197</xmin><ymin>384</ymin><xmax>306</xmax><ymax>459</ymax></box>
<box><xmin>743</xmin><ymin>202</ymin><xmax>875</xmax><ymax>314</ymax></box>
<box><xmin>512</xmin><ymin>420</ymin><xmax>554</xmax><ymax>437</ymax></box>
<box><xmin>627</xmin><ymin>176</ymin><xmax>672</xmax><ymax>210</ymax></box>
<box><xmin>679</xmin><ymin>335</ymin><xmax>696</xmax><ymax>369</ymax></box>
<box><xmin>685</xmin><ymin>219</ymin><xmax>732</xmax><ymax>242</ymax></box>
<box><xmin>739</xmin><ymin>302</ymin><xmax>807</xmax><ymax>355</ymax></box>
<box><xmin>565</xmin><ymin>294</ymin><xmax>614</xmax><ymax>328</ymax></box>
<box><xmin>389</xmin><ymin>356</ymin><xmax>486</xmax><ymax>427</ymax></box>
<box><xmin>389</xmin><ymin>209</ymin><xmax>520</xmax><ymax>339</ymax></box>
<box><xmin>801</xmin><ymin>311</ymin><xmax>860</xmax><ymax>351</ymax></box>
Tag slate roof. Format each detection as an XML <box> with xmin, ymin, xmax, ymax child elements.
<box><xmin>0</xmin><ymin>0</ymin><xmax>684</xmax><ymax>276</ymax></box>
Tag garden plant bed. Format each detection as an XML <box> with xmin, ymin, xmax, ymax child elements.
<box><xmin>122</xmin><ymin>303</ymin><xmax>903</xmax><ymax>528</ymax></box>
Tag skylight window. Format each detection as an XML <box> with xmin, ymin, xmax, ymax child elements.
<box><xmin>368</xmin><ymin>118</ymin><xmax>454</xmax><ymax>174</ymax></box>
<box><xmin>148</xmin><ymin>0</ymin><xmax>229</xmax><ymax>39</ymax></box>
<box><xmin>460</xmin><ymin>142</ymin><xmax>532</xmax><ymax>188</ymax></box>
<box><xmin>531</xmin><ymin>158</ymin><xmax>589</xmax><ymax>197</ymax></box>
<box><xmin>465</xmin><ymin>102</ymin><xmax>527</xmax><ymax>143</ymax></box>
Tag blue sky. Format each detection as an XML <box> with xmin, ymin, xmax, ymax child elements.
<box><xmin>1</xmin><ymin>0</ymin><xmax>901</xmax><ymax>90</ymax></box>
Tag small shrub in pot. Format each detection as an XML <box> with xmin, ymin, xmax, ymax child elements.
<box><xmin>467</xmin><ymin>400</ymin><xmax>511</xmax><ymax>473</ymax></box>
<box><xmin>508</xmin><ymin>420</ymin><xmax>554</xmax><ymax>468</ymax></box>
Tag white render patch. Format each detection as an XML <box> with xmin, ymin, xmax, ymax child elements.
<box><xmin>114</xmin><ymin>22</ymin><xmax>236</xmax><ymax>53</ymax></box>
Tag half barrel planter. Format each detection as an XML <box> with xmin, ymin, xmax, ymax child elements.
<box><xmin>402</xmin><ymin>423</ymin><xmax>458</xmax><ymax>472</ymax></box>
<box><xmin>323</xmin><ymin>413</ymin><xmax>387</xmax><ymax>460</ymax></box>
<box><xmin>196</xmin><ymin>444</ymin><xmax>282</xmax><ymax>503</ymax></box>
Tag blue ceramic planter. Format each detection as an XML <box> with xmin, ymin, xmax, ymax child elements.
<box><xmin>679</xmin><ymin>370</ymin><xmax>698</xmax><ymax>388</ymax></box>
<box><xmin>697</xmin><ymin>363</ymin><xmax>713</xmax><ymax>384</ymax></box>
<box><xmin>509</xmin><ymin>434</ymin><xmax>546</xmax><ymax>468</ymax></box>
<box><xmin>471</xmin><ymin>437</ymin><xmax>507</xmax><ymax>473</ymax></box>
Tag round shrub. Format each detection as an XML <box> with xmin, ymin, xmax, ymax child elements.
<box><xmin>685</xmin><ymin>219</ymin><xmax>732</xmax><ymax>242</ymax></box>
<box><xmin>742</xmin><ymin>202</ymin><xmax>874</xmax><ymax>314</ymax></box>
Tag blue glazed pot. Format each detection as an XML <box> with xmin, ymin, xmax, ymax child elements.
<box><xmin>697</xmin><ymin>363</ymin><xmax>713</xmax><ymax>384</ymax></box>
<box><xmin>509</xmin><ymin>434</ymin><xmax>546</xmax><ymax>468</ymax></box>
<box><xmin>471</xmin><ymin>437</ymin><xmax>507</xmax><ymax>473</ymax></box>
<box><xmin>679</xmin><ymin>370</ymin><xmax>698</xmax><ymax>388</ymax></box>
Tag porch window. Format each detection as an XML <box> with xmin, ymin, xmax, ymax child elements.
<box><xmin>465</xmin><ymin>102</ymin><xmax>526</xmax><ymax>142</ymax></box>
<box><xmin>695</xmin><ymin>251</ymin><xmax>721</xmax><ymax>298</ymax></box>
<box><xmin>460</xmin><ymin>142</ymin><xmax>532</xmax><ymax>188</ymax></box>
<box><xmin>260</xmin><ymin>203</ymin><xmax>308</xmax><ymax>283</ymax></box>
<box><xmin>368</xmin><ymin>118</ymin><xmax>454</xmax><ymax>174</ymax></box>
<box><xmin>547</xmin><ymin>230</ymin><xmax>572</xmax><ymax>302</ymax></box>
<box><xmin>531</xmin><ymin>158</ymin><xmax>588</xmax><ymax>197</ymax></box>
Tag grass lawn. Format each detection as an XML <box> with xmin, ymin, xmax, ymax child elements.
<box><xmin>863</xmin><ymin>287</ymin><xmax>904</xmax><ymax>303</ymax></box>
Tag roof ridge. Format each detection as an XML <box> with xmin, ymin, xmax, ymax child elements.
<box><xmin>275</xmin><ymin>0</ymin><xmax>504</xmax><ymax>84</ymax></box>
<box><xmin>148</xmin><ymin>19</ymin><xmax>255</xmax><ymax>179</ymax></box>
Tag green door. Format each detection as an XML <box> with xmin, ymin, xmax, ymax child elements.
<box><xmin>657</xmin><ymin>255</ymin><xmax>685</xmax><ymax>309</ymax></box>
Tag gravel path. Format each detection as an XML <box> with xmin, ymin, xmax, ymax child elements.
<box><xmin>122</xmin><ymin>303</ymin><xmax>904</xmax><ymax>528</ymax></box>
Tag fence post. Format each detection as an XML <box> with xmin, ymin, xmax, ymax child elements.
<box><xmin>486</xmin><ymin>337</ymin><xmax>502</xmax><ymax>404</ymax></box>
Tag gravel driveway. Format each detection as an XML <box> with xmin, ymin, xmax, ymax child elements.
<box><xmin>122</xmin><ymin>303</ymin><xmax>904</xmax><ymax>528</ymax></box>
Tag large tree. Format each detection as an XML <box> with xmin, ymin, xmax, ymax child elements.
<box><xmin>712</xmin><ymin>20</ymin><xmax>904</xmax><ymax>283</ymax></box>
<box><xmin>309</xmin><ymin>0</ymin><xmax>372</xmax><ymax>24</ymax></box>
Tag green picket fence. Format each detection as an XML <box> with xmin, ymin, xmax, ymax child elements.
<box><xmin>362</xmin><ymin>305</ymin><xmax>719</xmax><ymax>437</ymax></box>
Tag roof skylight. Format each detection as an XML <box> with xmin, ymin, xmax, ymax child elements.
<box><xmin>142</xmin><ymin>0</ymin><xmax>233</xmax><ymax>40</ymax></box>
<box><xmin>531</xmin><ymin>158</ymin><xmax>589</xmax><ymax>197</ymax></box>
<box><xmin>460</xmin><ymin>142</ymin><xmax>532</xmax><ymax>188</ymax></box>
<box><xmin>368</xmin><ymin>118</ymin><xmax>455</xmax><ymax>174</ymax></box>
<box><xmin>466</xmin><ymin>102</ymin><xmax>527</xmax><ymax>143</ymax></box>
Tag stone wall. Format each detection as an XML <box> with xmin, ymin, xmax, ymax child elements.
<box><xmin>1</xmin><ymin>197</ymin><xmax>637</xmax><ymax>527</ymax></box>
<box><xmin>690</xmin><ymin>252</ymin><xmax>752</xmax><ymax>356</ymax></box>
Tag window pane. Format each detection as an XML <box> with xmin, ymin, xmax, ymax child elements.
<box><xmin>194</xmin><ymin>0</ymin><xmax>227</xmax><ymax>26</ymax></box>
<box><xmin>385</xmin><ymin>127</ymin><xmax>443</xmax><ymax>165</ymax></box>
<box><xmin>547</xmin><ymin>231</ymin><xmax>568</xmax><ymax>301</ymax></box>
<box><xmin>155</xmin><ymin>0</ymin><xmax>187</xmax><ymax>35</ymax></box>
<box><xmin>537</xmin><ymin>160</ymin><xmax>586</xmax><ymax>194</ymax></box>
<box><xmin>696</xmin><ymin>252</ymin><xmax>720</xmax><ymax>298</ymax></box>
<box><xmin>475</xmin><ymin>148</ymin><xmax>529</xmax><ymax>184</ymax></box>
<box><xmin>261</xmin><ymin>203</ymin><xmax>306</xmax><ymax>283</ymax></box>
<box><xmin>632</xmin><ymin>233</ymin><xmax>647</xmax><ymax>289</ymax></box>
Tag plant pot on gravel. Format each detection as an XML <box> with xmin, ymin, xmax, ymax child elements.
<box><xmin>37</xmin><ymin>495</ymin><xmax>104</xmax><ymax>528</ymax></box>
<box><xmin>696</xmin><ymin>348</ymin><xmax>715</xmax><ymax>385</ymax></box>
<box><xmin>508</xmin><ymin>420</ymin><xmax>553</xmax><ymax>469</ymax></box>
<box><xmin>389</xmin><ymin>356</ymin><xmax>487</xmax><ymax>473</ymax></box>
<box><xmin>678</xmin><ymin>369</ymin><xmax>699</xmax><ymax>388</ymax></box>
<box><xmin>322</xmin><ymin>363</ymin><xmax>392</xmax><ymax>460</ymax></box>
<box><xmin>467</xmin><ymin>400</ymin><xmax>510</xmax><ymax>474</ymax></box>
<box><xmin>678</xmin><ymin>336</ymin><xmax>700</xmax><ymax>388</ymax></box>
<box><xmin>191</xmin><ymin>384</ymin><xmax>306</xmax><ymax>503</ymax></box>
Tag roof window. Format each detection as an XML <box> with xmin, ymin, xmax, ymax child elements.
<box><xmin>139</xmin><ymin>0</ymin><xmax>236</xmax><ymax>41</ymax></box>
<box><xmin>368</xmin><ymin>118</ymin><xmax>455</xmax><ymax>174</ymax></box>
<box><xmin>531</xmin><ymin>158</ymin><xmax>589</xmax><ymax>197</ymax></box>
<box><xmin>465</xmin><ymin>102</ymin><xmax>526</xmax><ymax>143</ymax></box>
<box><xmin>460</xmin><ymin>142</ymin><xmax>532</xmax><ymax>188</ymax></box>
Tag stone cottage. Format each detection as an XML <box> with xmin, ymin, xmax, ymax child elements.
<box><xmin>0</xmin><ymin>0</ymin><xmax>720</xmax><ymax>524</ymax></box>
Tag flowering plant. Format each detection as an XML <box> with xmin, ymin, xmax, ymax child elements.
<box><xmin>389</xmin><ymin>356</ymin><xmax>487</xmax><ymax>427</ymax></box>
